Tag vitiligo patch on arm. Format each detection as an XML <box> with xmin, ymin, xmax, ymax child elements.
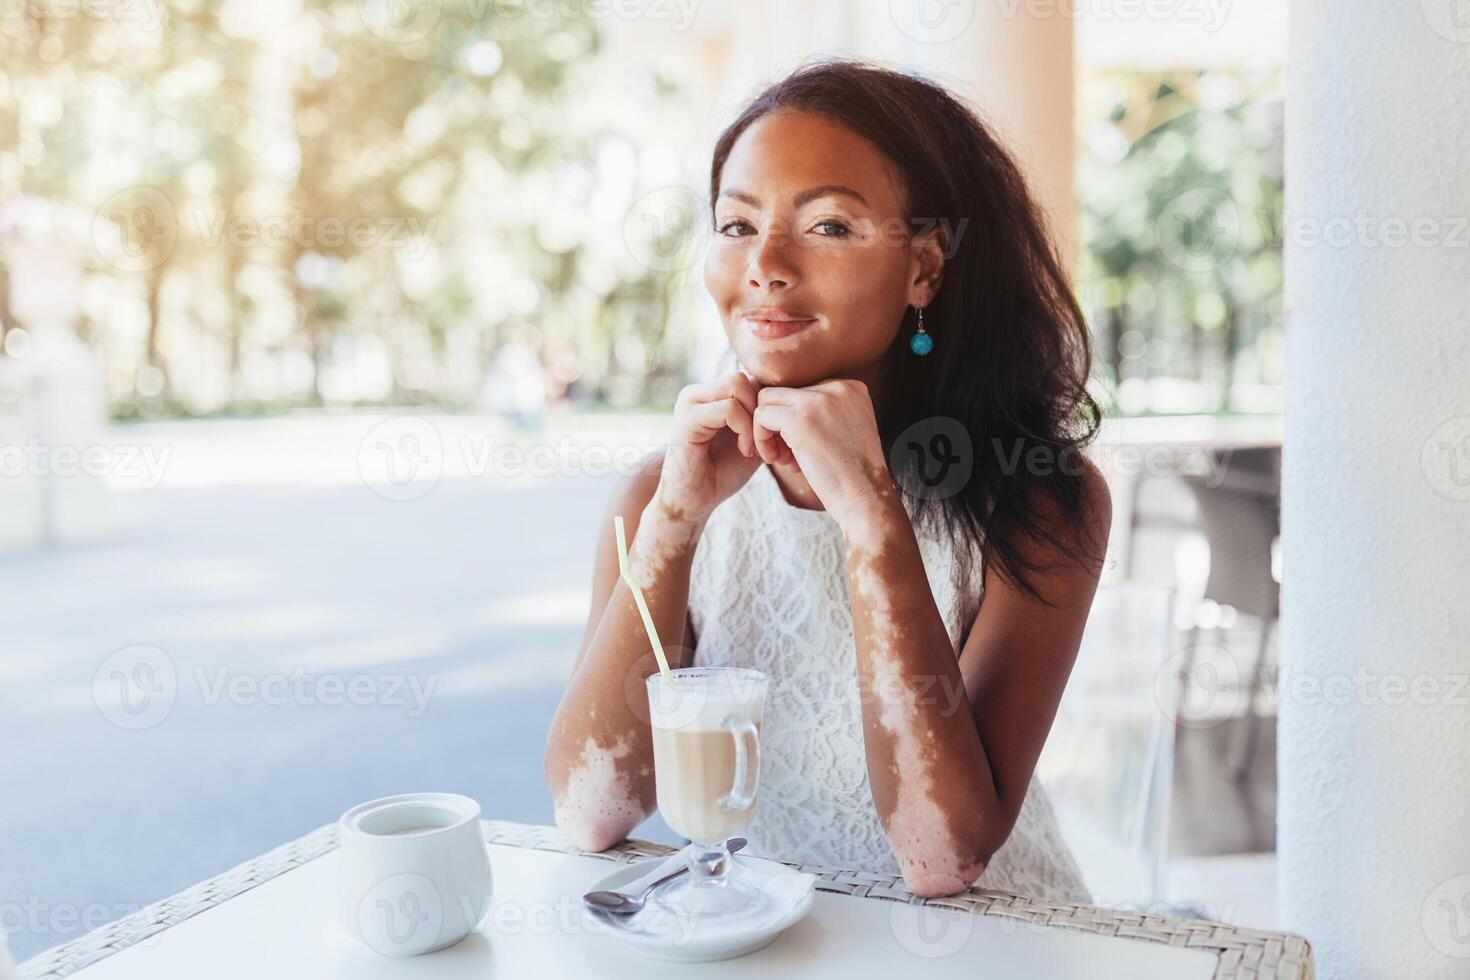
<box><xmin>552</xmin><ymin>734</ymin><xmax>646</xmax><ymax>852</ymax></box>
<box><xmin>850</xmin><ymin>546</ymin><xmax>985</xmax><ymax>894</ymax></box>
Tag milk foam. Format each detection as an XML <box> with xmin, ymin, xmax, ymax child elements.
<box><xmin>647</xmin><ymin>675</ymin><xmax>763</xmax><ymax>731</ymax></box>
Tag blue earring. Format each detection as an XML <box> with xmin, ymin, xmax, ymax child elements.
<box><xmin>909</xmin><ymin>305</ymin><xmax>934</xmax><ymax>356</ymax></box>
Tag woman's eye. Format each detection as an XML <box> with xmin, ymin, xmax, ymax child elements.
<box><xmin>716</xmin><ymin>219</ymin><xmax>851</xmax><ymax>239</ymax></box>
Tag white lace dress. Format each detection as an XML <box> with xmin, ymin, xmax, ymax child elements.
<box><xmin>686</xmin><ymin>462</ymin><xmax>1091</xmax><ymax>903</ymax></box>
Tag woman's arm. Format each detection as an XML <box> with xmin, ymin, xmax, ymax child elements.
<box><xmin>543</xmin><ymin>450</ymin><xmax>702</xmax><ymax>851</ymax></box>
<box><xmin>843</xmin><ymin>460</ymin><xmax>1112</xmax><ymax>897</ymax></box>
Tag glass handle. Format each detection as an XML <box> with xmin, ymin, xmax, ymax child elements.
<box><xmin>718</xmin><ymin>718</ymin><xmax>759</xmax><ymax>812</ymax></box>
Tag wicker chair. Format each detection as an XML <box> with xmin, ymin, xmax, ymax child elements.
<box><xmin>1181</xmin><ymin>447</ymin><xmax>1280</xmax><ymax>779</ymax></box>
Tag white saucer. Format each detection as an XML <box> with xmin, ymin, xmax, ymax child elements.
<box><xmin>583</xmin><ymin>850</ymin><xmax>816</xmax><ymax>962</ymax></box>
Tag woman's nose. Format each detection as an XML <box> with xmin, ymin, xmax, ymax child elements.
<box><xmin>747</xmin><ymin>221</ymin><xmax>798</xmax><ymax>288</ymax></box>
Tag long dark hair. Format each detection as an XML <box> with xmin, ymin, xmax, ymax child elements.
<box><xmin>708</xmin><ymin>57</ymin><xmax>1105</xmax><ymax>604</ymax></box>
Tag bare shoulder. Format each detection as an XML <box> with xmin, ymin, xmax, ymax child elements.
<box><xmin>1074</xmin><ymin>454</ymin><xmax>1113</xmax><ymax>538</ymax></box>
<box><xmin>606</xmin><ymin>448</ymin><xmax>666</xmax><ymax>521</ymax></box>
<box><xmin>974</xmin><ymin>454</ymin><xmax>1112</xmax><ymax>607</ymax></box>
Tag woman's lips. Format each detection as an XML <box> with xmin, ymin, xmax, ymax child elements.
<box><xmin>745</xmin><ymin>316</ymin><xmax>817</xmax><ymax>340</ymax></box>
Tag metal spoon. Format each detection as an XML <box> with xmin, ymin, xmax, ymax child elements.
<box><xmin>583</xmin><ymin>838</ymin><xmax>748</xmax><ymax>915</ymax></box>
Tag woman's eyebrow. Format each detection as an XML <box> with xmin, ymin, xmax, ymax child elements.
<box><xmin>718</xmin><ymin>184</ymin><xmax>870</xmax><ymax>209</ymax></box>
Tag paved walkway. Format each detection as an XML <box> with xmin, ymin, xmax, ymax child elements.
<box><xmin>0</xmin><ymin>410</ymin><xmax>683</xmax><ymax>961</ymax></box>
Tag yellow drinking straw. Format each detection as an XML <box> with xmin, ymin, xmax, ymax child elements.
<box><xmin>614</xmin><ymin>515</ymin><xmax>674</xmax><ymax>684</ymax></box>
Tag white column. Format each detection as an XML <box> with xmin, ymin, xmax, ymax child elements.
<box><xmin>1280</xmin><ymin>4</ymin><xmax>1470</xmax><ymax>978</ymax></box>
<box><xmin>897</xmin><ymin>5</ymin><xmax>1076</xmax><ymax>274</ymax></box>
<box><xmin>714</xmin><ymin>0</ymin><xmax>852</xmax><ymax>113</ymax></box>
<box><xmin>0</xmin><ymin>238</ymin><xmax>112</xmax><ymax>549</ymax></box>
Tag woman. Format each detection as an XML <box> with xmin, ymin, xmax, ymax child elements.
<box><xmin>544</xmin><ymin>58</ymin><xmax>1111</xmax><ymax>902</ymax></box>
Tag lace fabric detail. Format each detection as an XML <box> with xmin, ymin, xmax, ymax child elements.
<box><xmin>686</xmin><ymin>463</ymin><xmax>1090</xmax><ymax>903</ymax></box>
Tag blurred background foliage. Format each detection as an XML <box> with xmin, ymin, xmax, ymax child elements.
<box><xmin>1079</xmin><ymin>68</ymin><xmax>1285</xmax><ymax>416</ymax></box>
<box><xmin>0</xmin><ymin>4</ymin><xmax>1283</xmax><ymax>420</ymax></box>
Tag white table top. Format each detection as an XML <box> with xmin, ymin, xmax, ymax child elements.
<box><xmin>63</xmin><ymin>842</ymin><xmax>1219</xmax><ymax>979</ymax></box>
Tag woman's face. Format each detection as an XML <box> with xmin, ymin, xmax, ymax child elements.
<box><xmin>704</xmin><ymin>110</ymin><xmax>942</xmax><ymax>392</ymax></box>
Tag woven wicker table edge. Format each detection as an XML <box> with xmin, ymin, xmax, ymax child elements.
<box><xmin>19</xmin><ymin>818</ymin><xmax>1313</xmax><ymax>980</ymax></box>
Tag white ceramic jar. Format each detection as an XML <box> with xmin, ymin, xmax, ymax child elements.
<box><xmin>336</xmin><ymin>793</ymin><xmax>494</xmax><ymax>956</ymax></box>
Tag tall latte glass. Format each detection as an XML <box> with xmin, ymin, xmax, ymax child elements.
<box><xmin>646</xmin><ymin>667</ymin><xmax>767</xmax><ymax>918</ymax></box>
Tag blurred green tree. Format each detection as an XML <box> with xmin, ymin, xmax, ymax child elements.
<box><xmin>1079</xmin><ymin>69</ymin><xmax>1284</xmax><ymax>416</ymax></box>
<box><xmin>1</xmin><ymin>0</ymin><xmax>693</xmax><ymax>416</ymax></box>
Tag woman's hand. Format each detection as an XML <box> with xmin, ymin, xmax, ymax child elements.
<box><xmin>655</xmin><ymin>371</ymin><xmax>762</xmax><ymax>526</ymax></box>
<box><xmin>751</xmin><ymin>378</ymin><xmax>897</xmax><ymax>535</ymax></box>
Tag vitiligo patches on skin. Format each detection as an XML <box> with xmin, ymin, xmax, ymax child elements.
<box><xmin>553</xmin><ymin>734</ymin><xmax>646</xmax><ymax>852</ymax></box>
<box><xmin>549</xmin><ymin>503</ymin><xmax>702</xmax><ymax>853</ymax></box>
<box><xmin>630</xmin><ymin>497</ymin><xmax>703</xmax><ymax>583</ymax></box>
<box><xmin>849</xmin><ymin>538</ymin><xmax>986</xmax><ymax>896</ymax></box>
<box><xmin>631</xmin><ymin>524</ymin><xmax>680</xmax><ymax>583</ymax></box>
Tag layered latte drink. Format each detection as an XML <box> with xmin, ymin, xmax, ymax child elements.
<box><xmin>652</xmin><ymin>713</ymin><xmax>763</xmax><ymax>842</ymax></box>
<box><xmin>645</xmin><ymin>667</ymin><xmax>769</xmax><ymax>918</ymax></box>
